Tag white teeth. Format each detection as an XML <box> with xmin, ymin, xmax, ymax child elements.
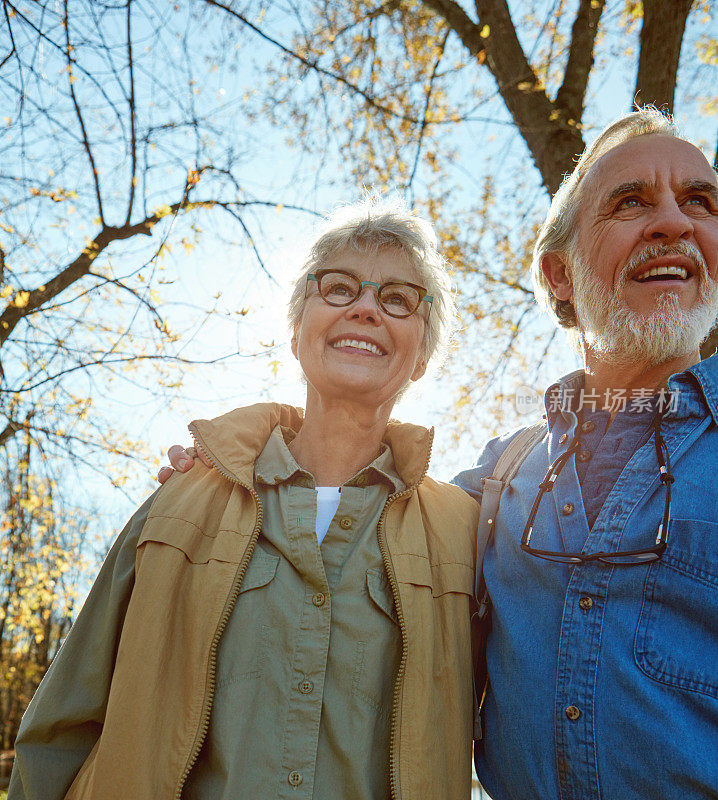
<box><xmin>635</xmin><ymin>265</ymin><xmax>689</xmax><ymax>281</ymax></box>
<box><xmin>332</xmin><ymin>338</ymin><xmax>384</xmax><ymax>355</ymax></box>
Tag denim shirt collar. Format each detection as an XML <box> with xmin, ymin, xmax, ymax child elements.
<box><xmin>544</xmin><ymin>353</ymin><xmax>718</xmax><ymax>429</ymax></box>
<box><xmin>669</xmin><ymin>353</ymin><xmax>718</xmax><ymax>425</ymax></box>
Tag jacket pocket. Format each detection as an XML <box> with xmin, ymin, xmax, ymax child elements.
<box><xmin>635</xmin><ymin>518</ymin><xmax>718</xmax><ymax>698</ymax></box>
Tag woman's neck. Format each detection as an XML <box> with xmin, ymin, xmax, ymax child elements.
<box><xmin>289</xmin><ymin>393</ymin><xmax>393</xmax><ymax>486</ymax></box>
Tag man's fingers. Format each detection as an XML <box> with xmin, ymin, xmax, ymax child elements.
<box><xmin>157</xmin><ymin>466</ymin><xmax>174</xmax><ymax>485</ymax></box>
<box><xmin>168</xmin><ymin>444</ymin><xmax>194</xmax><ymax>470</ymax></box>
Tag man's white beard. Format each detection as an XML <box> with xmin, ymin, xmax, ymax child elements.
<box><xmin>570</xmin><ymin>243</ymin><xmax>718</xmax><ymax>366</ymax></box>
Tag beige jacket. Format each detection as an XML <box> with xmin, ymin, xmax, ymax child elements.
<box><xmin>65</xmin><ymin>403</ymin><xmax>479</xmax><ymax>800</ymax></box>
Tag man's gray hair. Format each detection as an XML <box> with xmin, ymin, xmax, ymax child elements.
<box><xmin>288</xmin><ymin>196</ymin><xmax>455</xmax><ymax>363</ymax></box>
<box><xmin>531</xmin><ymin>107</ymin><xmax>680</xmax><ymax>328</ymax></box>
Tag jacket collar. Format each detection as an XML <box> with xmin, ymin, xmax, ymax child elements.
<box><xmin>189</xmin><ymin>402</ymin><xmax>434</xmax><ymax>490</ymax></box>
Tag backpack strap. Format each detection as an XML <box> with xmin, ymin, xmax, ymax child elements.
<box><xmin>472</xmin><ymin>420</ymin><xmax>547</xmax><ymax>740</ymax></box>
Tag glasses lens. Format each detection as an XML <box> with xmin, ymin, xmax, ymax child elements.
<box><xmin>378</xmin><ymin>283</ymin><xmax>421</xmax><ymax>317</ymax></box>
<box><xmin>599</xmin><ymin>551</ymin><xmax>660</xmax><ymax>565</ymax></box>
<box><xmin>319</xmin><ymin>272</ymin><xmax>360</xmax><ymax>306</ymax></box>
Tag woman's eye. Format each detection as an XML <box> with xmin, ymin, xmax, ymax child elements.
<box><xmin>385</xmin><ymin>292</ymin><xmax>410</xmax><ymax>308</ymax></box>
<box><xmin>326</xmin><ymin>281</ymin><xmax>355</xmax><ymax>296</ymax></box>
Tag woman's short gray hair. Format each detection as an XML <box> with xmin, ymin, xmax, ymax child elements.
<box><xmin>531</xmin><ymin>107</ymin><xmax>680</xmax><ymax>328</ymax></box>
<box><xmin>288</xmin><ymin>196</ymin><xmax>455</xmax><ymax>363</ymax></box>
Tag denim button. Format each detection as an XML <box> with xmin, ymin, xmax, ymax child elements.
<box><xmin>565</xmin><ymin>705</ymin><xmax>581</xmax><ymax>721</ymax></box>
<box><xmin>562</xmin><ymin>502</ymin><xmax>574</xmax><ymax>516</ymax></box>
<box><xmin>577</xmin><ymin>450</ymin><xmax>592</xmax><ymax>462</ymax></box>
<box><xmin>559</xmin><ymin>433</ymin><xmax>568</xmax><ymax>444</ymax></box>
<box><xmin>579</xmin><ymin>596</ymin><xmax>593</xmax><ymax>611</ymax></box>
<box><xmin>581</xmin><ymin>420</ymin><xmax>596</xmax><ymax>433</ymax></box>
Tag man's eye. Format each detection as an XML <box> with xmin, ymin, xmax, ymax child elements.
<box><xmin>616</xmin><ymin>197</ymin><xmax>642</xmax><ymax>210</ymax></box>
<box><xmin>685</xmin><ymin>195</ymin><xmax>711</xmax><ymax>209</ymax></box>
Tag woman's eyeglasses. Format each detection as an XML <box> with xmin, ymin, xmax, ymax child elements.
<box><xmin>520</xmin><ymin>412</ymin><xmax>673</xmax><ymax>565</ymax></box>
<box><xmin>306</xmin><ymin>268</ymin><xmax>433</xmax><ymax>319</ymax></box>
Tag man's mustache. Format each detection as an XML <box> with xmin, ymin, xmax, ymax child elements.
<box><xmin>620</xmin><ymin>242</ymin><xmax>708</xmax><ymax>285</ymax></box>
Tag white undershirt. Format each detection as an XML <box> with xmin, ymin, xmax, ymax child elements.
<box><xmin>315</xmin><ymin>486</ymin><xmax>341</xmax><ymax>544</ymax></box>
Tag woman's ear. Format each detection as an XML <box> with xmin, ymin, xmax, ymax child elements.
<box><xmin>541</xmin><ymin>252</ymin><xmax>573</xmax><ymax>302</ymax></box>
<box><xmin>410</xmin><ymin>356</ymin><xmax>428</xmax><ymax>383</ymax></box>
<box><xmin>290</xmin><ymin>324</ymin><xmax>299</xmax><ymax>360</ymax></box>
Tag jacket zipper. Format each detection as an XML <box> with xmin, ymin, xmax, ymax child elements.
<box><xmin>174</xmin><ymin>425</ymin><xmax>263</xmax><ymax>799</ymax></box>
<box><xmin>376</xmin><ymin>431</ymin><xmax>433</xmax><ymax>800</ymax></box>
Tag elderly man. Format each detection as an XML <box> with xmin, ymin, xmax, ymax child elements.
<box><xmin>454</xmin><ymin>108</ymin><xmax>718</xmax><ymax>799</ymax></box>
<box><xmin>159</xmin><ymin>109</ymin><xmax>717</xmax><ymax>799</ymax></box>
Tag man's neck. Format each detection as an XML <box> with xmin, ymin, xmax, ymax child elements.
<box><xmin>581</xmin><ymin>348</ymin><xmax>700</xmax><ymax>408</ymax></box>
<box><xmin>289</xmin><ymin>392</ymin><xmax>394</xmax><ymax>486</ymax></box>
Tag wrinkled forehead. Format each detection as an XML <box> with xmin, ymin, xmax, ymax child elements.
<box><xmin>324</xmin><ymin>245</ymin><xmax>422</xmax><ymax>284</ymax></box>
<box><xmin>582</xmin><ymin>134</ymin><xmax>717</xmax><ymax>204</ymax></box>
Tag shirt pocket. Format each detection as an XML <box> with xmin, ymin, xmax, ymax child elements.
<box><xmin>215</xmin><ymin>545</ymin><xmax>280</xmax><ymax>690</ymax></box>
<box><xmin>634</xmin><ymin>518</ymin><xmax>718</xmax><ymax>698</ymax></box>
<box><xmin>365</xmin><ymin>566</ymin><xmax>398</xmax><ymax>622</ymax></box>
<box><xmin>350</xmin><ymin>568</ymin><xmax>399</xmax><ymax>714</ymax></box>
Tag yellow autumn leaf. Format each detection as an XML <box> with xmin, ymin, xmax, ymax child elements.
<box><xmin>480</xmin><ymin>24</ymin><xmax>490</xmax><ymax>38</ymax></box>
<box><xmin>13</xmin><ymin>290</ymin><xmax>30</xmax><ymax>308</ymax></box>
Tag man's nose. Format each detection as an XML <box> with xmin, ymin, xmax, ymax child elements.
<box><xmin>644</xmin><ymin>196</ymin><xmax>694</xmax><ymax>242</ymax></box>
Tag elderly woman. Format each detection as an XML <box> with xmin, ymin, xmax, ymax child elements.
<box><xmin>9</xmin><ymin>199</ymin><xmax>479</xmax><ymax>800</ymax></box>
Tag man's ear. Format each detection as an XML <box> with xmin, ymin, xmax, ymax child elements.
<box><xmin>541</xmin><ymin>253</ymin><xmax>573</xmax><ymax>302</ymax></box>
<box><xmin>290</xmin><ymin>325</ymin><xmax>299</xmax><ymax>360</ymax></box>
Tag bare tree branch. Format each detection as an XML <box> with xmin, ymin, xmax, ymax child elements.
<box><xmin>125</xmin><ymin>0</ymin><xmax>138</xmax><ymax>225</ymax></box>
<box><xmin>63</xmin><ymin>0</ymin><xmax>105</xmax><ymax>224</ymax></box>
<box><xmin>554</xmin><ymin>0</ymin><xmax>605</xmax><ymax>122</ymax></box>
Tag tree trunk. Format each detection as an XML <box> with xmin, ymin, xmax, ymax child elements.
<box><xmin>635</xmin><ymin>0</ymin><xmax>693</xmax><ymax>113</ymax></box>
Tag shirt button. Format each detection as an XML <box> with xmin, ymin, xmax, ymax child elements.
<box><xmin>577</xmin><ymin>450</ymin><xmax>592</xmax><ymax>463</ymax></box>
<box><xmin>559</xmin><ymin>433</ymin><xmax>568</xmax><ymax>444</ymax></box>
<box><xmin>312</xmin><ymin>592</ymin><xmax>326</xmax><ymax>607</ymax></box>
<box><xmin>562</xmin><ymin>502</ymin><xmax>574</xmax><ymax>516</ymax></box>
<box><xmin>339</xmin><ymin>517</ymin><xmax>353</xmax><ymax>530</ymax></box>
<box><xmin>288</xmin><ymin>770</ymin><xmax>303</xmax><ymax>787</ymax></box>
<box><xmin>579</xmin><ymin>596</ymin><xmax>593</xmax><ymax>611</ymax></box>
<box><xmin>565</xmin><ymin>705</ymin><xmax>581</xmax><ymax>721</ymax></box>
<box><xmin>581</xmin><ymin>420</ymin><xmax>596</xmax><ymax>433</ymax></box>
<box><xmin>298</xmin><ymin>679</ymin><xmax>314</xmax><ymax>694</ymax></box>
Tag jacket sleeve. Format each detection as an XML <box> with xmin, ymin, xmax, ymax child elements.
<box><xmin>7</xmin><ymin>491</ymin><xmax>159</xmax><ymax>800</ymax></box>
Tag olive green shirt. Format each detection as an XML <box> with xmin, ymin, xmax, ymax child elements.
<box><xmin>182</xmin><ymin>425</ymin><xmax>404</xmax><ymax>800</ymax></box>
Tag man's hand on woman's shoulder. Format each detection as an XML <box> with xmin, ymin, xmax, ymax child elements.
<box><xmin>157</xmin><ymin>445</ymin><xmax>212</xmax><ymax>484</ymax></box>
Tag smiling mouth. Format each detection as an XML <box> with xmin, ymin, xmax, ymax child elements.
<box><xmin>633</xmin><ymin>265</ymin><xmax>690</xmax><ymax>283</ymax></box>
<box><xmin>331</xmin><ymin>338</ymin><xmax>387</xmax><ymax>356</ymax></box>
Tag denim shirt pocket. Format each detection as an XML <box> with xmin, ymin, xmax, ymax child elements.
<box><xmin>635</xmin><ymin>518</ymin><xmax>718</xmax><ymax>698</ymax></box>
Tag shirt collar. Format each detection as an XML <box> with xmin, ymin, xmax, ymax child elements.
<box><xmin>544</xmin><ymin>354</ymin><xmax>718</xmax><ymax>428</ymax></box>
<box><xmin>667</xmin><ymin>353</ymin><xmax>718</xmax><ymax>424</ymax></box>
<box><xmin>254</xmin><ymin>424</ymin><xmax>404</xmax><ymax>492</ymax></box>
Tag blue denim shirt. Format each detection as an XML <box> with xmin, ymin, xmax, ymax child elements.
<box><xmin>454</xmin><ymin>355</ymin><xmax>718</xmax><ymax>800</ymax></box>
